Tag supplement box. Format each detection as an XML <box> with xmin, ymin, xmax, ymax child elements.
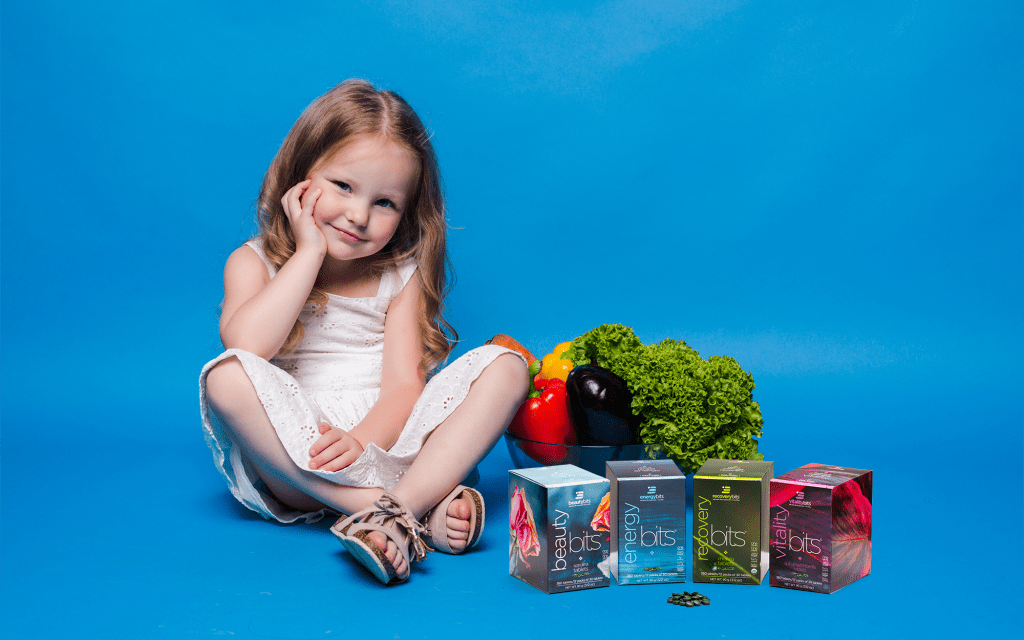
<box><xmin>509</xmin><ymin>465</ymin><xmax>611</xmax><ymax>594</ymax></box>
<box><xmin>692</xmin><ymin>459</ymin><xmax>774</xmax><ymax>585</ymax></box>
<box><xmin>606</xmin><ymin>460</ymin><xmax>687</xmax><ymax>585</ymax></box>
<box><xmin>769</xmin><ymin>464</ymin><xmax>873</xmax><ymax>594</ymax></box>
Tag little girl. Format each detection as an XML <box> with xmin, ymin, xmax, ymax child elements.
<box><xmin>198</xmin><ymin>79</ymin><xmax>528</xmax><ymax>585</ymax></box>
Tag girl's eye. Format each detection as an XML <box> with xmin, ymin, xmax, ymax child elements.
<box><xmin>375</xmin><ymin>198</ymin><xmax>395</xmax><ymax>209</ymax></box>
<box><xmin>333</xmin><ymin>181</ymin><xmax>351</xmax><ymax>192</ymax></box>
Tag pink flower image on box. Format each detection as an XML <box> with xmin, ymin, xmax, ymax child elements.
<box><xmin>509</xmin><ymin>485</ymin><xmax>540</xmax><ymax>572</ymax></box>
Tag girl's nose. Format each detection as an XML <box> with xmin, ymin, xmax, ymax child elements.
<box><xmin>345</xmin><ymin>201</ymin><xmax>371</xmax><ymax>227</ymax></box>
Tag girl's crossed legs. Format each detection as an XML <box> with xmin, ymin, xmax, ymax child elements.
<box><xmin>205</xmin><ymin>353</ymin><xmax>528</xmax><ymax>578</ymax></box>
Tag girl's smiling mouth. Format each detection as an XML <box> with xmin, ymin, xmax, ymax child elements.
<box><xmin>329</xmin><ymin>223</ymin><xmax>364</xmax><ymax>242</ymax></box>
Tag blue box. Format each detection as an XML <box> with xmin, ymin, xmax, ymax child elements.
<box><xmin>606</xmin><ymin>460</ymin><xmax>687</xmax><ymax>585</ymax></box>
<box><xmin>509</xmin><ymin>465</ymin><xmax>611</xmax><ymax>594</ymax></box>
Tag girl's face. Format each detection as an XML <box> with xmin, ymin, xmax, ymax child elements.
<box><xmin>304</xmin><ymin>135</ymin><xmax>419</xmax><ymax>264</ymax></box>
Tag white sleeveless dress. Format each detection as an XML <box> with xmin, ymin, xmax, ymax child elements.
<box><xmin>199</xmin><ymin>238</ymin><xmax>519</xmax><ymax>523</ymax></box>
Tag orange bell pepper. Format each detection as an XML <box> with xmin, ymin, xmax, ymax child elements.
<box><xmin>537</xmin><ymin>341</ymin><xmax>574</xmax><ymax>383</ymax></box>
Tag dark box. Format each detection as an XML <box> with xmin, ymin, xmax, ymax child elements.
<box><xmin>769</xmin><ymin>463</ymin><xmax>873</xmax><ymax>594</ymax></box>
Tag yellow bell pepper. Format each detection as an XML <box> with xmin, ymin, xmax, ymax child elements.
<box><xmin>538</xmin><ymin>341</ymin><xmax>574</xmax><ymax>383</ymax></box>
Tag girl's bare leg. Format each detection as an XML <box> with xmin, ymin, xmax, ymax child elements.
<box><xmin>387</xmin><ymin>353</ymin><xmax>529</xmax><ymax>545</ymax></box>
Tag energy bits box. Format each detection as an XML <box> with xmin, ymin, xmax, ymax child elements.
<box><xmin>606</xmin><ymin>460</ymin><xmax>687</xmax><ymax>585</ymax></box>
<box><xmin>692</xmin><ymin>459</ymin><xmax>774</xmax><ymax>585</ymax></box>
<box><xmin>509</xmin><ymin>465</ymin><xmax>611</xmax><ymax>594</ymax></box>
<box><xmin>769</xmin><ymin>463</ymin><xmax>873</xmax><ymax>594</ymax></box>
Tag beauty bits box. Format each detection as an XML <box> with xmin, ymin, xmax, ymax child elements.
<box><xmin>769</xmin><ymin>463</ymin><xmax>873</xmax><ymax>594</ymax></box>
<box><xmin>606</xmin><ymin>460</ymin><xmax>687</xmax><ymax>585</ymax></box>
<box><xmin>509</xmin><ymin>465</ymin><xmax>611</xmax><ymax>594</ymax></box>
<box><xmin>692</xmin><ymin>459</ymin><xmax>774</xmax><ymax>585</ymax></box>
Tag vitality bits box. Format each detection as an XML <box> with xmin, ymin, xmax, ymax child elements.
<box><xmin>509</xmin><ymin>465</ymin><xmax>611</xmax><ymax>594</ymax></box>
<box><xmin>692</xmin><ymin>459</ymin><xmax>774</xmax><ymax>585</ymax></box>
<box><xmin>606</xmin><ymin>460</ymin><xmax>687</xmax><ymax>585</ymax></box>
<box><xmin>769</xmin><ymin>464</ymin><xmax>873</xmax><ymax>594</ymax></box>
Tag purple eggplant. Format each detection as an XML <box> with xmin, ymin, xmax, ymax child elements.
<box><xmin>565</xmin><ymin>365</ymin><xmax>641</xmax><ymax>446</ymax></box>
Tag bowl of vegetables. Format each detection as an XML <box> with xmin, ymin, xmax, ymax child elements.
<box><xmin>501</xmin><ymin>342</ymin><xmax>664</xmax><ymax>475</ymax></box>
<box><xmin>494</xmin><ymin>324</ymin><xmax>766</xmax><ymax>476</ymax></box>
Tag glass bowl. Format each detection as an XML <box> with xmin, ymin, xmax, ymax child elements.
<box><xmin>504</xmin><ymin>432</ymin><xmax>670</xmax><ymax>477</ymax></box>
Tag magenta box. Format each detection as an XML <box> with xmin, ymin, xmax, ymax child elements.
<box><xmin>769</xmin><ymin>464</ymin><xmax>872</xmax><ymax>594</ymax></box>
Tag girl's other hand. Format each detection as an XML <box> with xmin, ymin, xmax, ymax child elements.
<box><xmin>282</xmin><ymin>179</ymin><xmax>326</xmax><ymax>256</ymax></box>
<box><xmin>308</xmin><ymin>422</ymin><xmax>364</xmax><ymax>472</ymax></box>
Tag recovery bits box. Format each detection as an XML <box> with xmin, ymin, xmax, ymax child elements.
<box><xmin>606</xmin><ymin>460</ymin><xmax>687</xmax><ymax>585</ymax></box>
<box><xmin>692</xmin><ymin>459</ymin><xmax>774</xmax><ymax>585</ymax></box>
<box><xmin>769</xmin><ymin>463</ymin><xmax>873</xmax><ymax>594</ymax></box>
<box><xmin>509</xmin><ymin>465</ymin><xmax>611</xmax><ymax>594</ymax></box>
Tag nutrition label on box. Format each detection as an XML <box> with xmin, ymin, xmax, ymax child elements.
<box><xmin>557</xmin><ymin>576</ymin><xmax>607</xmax><ymax>591</ymax></box>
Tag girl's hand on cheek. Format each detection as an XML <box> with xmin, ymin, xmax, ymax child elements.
<box><xmin>308</xmin><ymin>422</ymin><xmax>364</xmax><ymax>472</ymax></box>
<box><xmin>282</xmin><ymin>179</ymin><xmax>327</xmax><ymax>256</ymax></box>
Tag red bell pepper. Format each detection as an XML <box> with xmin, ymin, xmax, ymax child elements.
<box><xmin>508</xmin><ymin>375</ymin><xmax>578</xmax><ymax>465</ymax></box>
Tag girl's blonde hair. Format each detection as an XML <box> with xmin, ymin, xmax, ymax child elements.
<box><xmin>256</xmin><ymin>79</ymin><xmax>456</xmax><ymax>372</ymax></box>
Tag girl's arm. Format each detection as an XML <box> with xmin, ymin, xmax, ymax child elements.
<box><xmin>307</xmin><ymin>274</ymin><xmax>427</xmax><ymax>471</ymax></box>
<box><xmin>220</xmin><ymin>183</ymin><xmax>325</xmax><ymax>359</ymax></box>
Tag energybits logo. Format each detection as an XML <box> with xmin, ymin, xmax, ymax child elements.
<box><xmin>639</xmin><ymin>485</ymin><xmax>663</xmax><ymax>501</ymax></box>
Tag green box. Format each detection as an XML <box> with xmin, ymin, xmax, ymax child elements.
<box><xmin>692</xmin><ymin>459</ymin><xmax>774</xmax><ymax>584</ymax></box>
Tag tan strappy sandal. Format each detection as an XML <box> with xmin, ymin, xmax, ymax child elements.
<box><xmin>422</xmin><ymin>485</ymin><xmax>485</xmax><ymax>554</ymax></box>
<box><xmin>331</xmin><ymin>493</ymin><xmax>431</xmax><ymax>585</ymax></box>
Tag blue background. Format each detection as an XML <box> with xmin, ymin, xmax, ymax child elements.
<box><xmin>2</xmin><ymin>1</ymin><xmax>1021</xmax><ymax>638</ymax></box>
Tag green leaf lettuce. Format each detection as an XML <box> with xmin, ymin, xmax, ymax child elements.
<box><xmin>564</xmin><ymin>324</ymin><xmax>764</xmax><ymax>472</ymax></box>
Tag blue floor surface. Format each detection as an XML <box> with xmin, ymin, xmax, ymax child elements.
<box><xmin>2</xmin><ymin>1</ymin><xmax>1021</xmax><ymax>638</ymax></box>
<box><xmin>2</xmin><ymin>368</ymin><xmax>1020</xmax><ymax>639</ymax></box>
